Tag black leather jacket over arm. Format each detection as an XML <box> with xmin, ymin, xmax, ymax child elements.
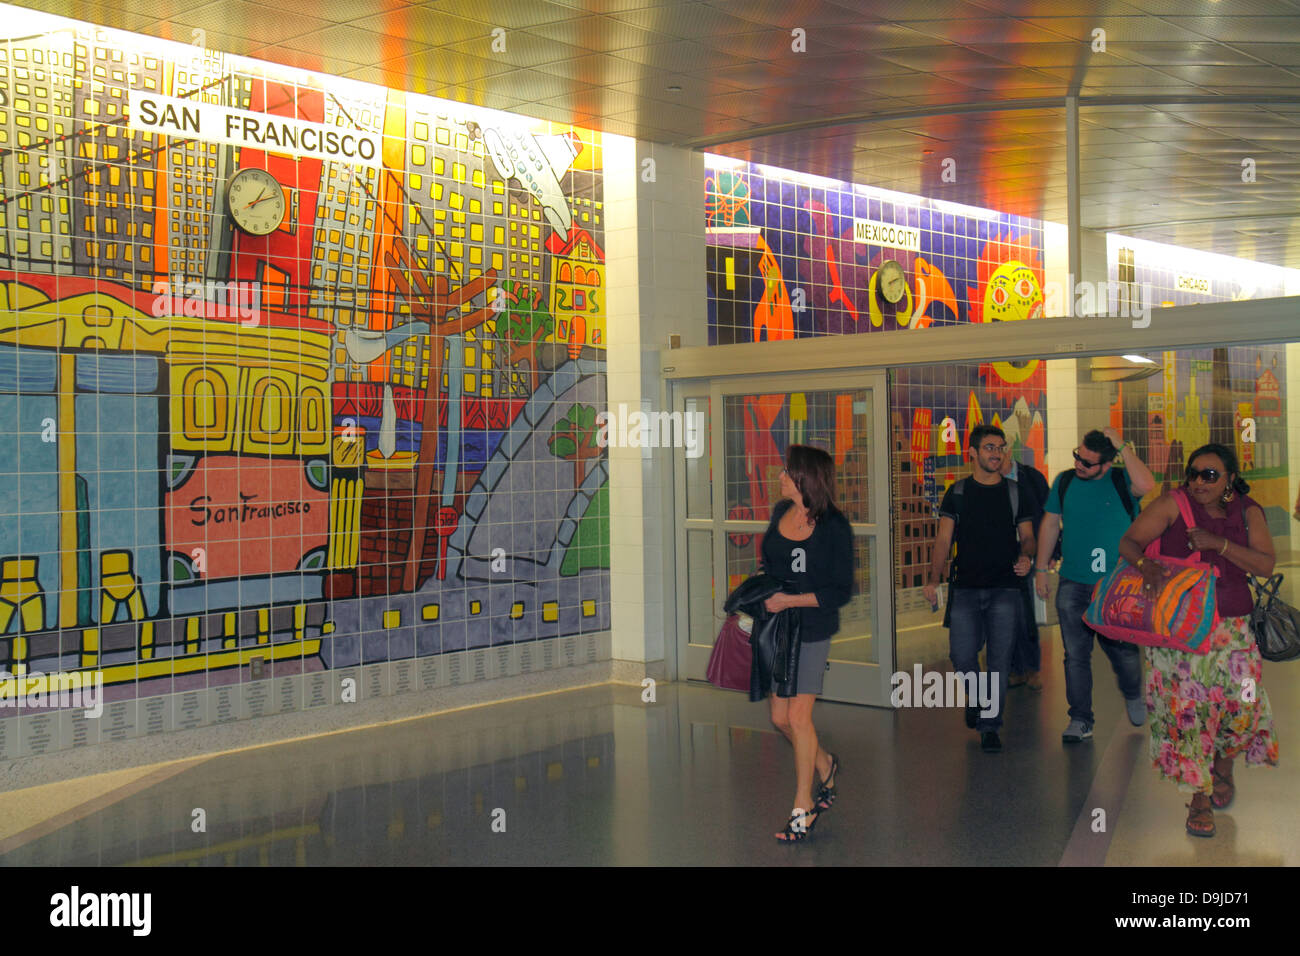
<box><xmin>723</xmin><ymin>573</ymin><xmax>803</xmax><ymax>701</ymax></box>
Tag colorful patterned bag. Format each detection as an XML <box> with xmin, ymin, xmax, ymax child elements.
<box><xmin>1083</xmin><ymin>490</ymin><xmax>1218</xmax><ymax>654</ymax></box>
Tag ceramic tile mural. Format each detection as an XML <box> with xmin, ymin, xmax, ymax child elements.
<box><xmin>1113</xmin><ymin>345</ymin><xmax>1290</xmax><ymax>525</ymax></box>
<box><xmin>1107</xmin><ymin>234</ymin><xmax>1293</xmax><ymax>308</ymax></box>
<box><xmin>705</xmin><ymin>158</ymin><xmax>1047</xmax><ymax>344</ymax></box>
<box><xmin>0</xmin><ymin>10</ymin><xmax>610</xmax><ymax>714</ymax></box>
<box><xmin>1104</xmin><ymin>236</ymin><xmax>1293</xmax><ymax>525</ymax></box>
<box><xmin>704</xmin><ymin>160</ymin><xmax>1050</xmax><ymax>591</ymax></box>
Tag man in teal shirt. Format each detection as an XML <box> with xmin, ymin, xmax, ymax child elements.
<box><xmin>1034</xmin><ymin>427</ymin><xmax>1156</xmax><ymax>742</ymax></box>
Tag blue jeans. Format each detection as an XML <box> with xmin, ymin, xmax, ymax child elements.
<box><xmin>1009</xmin><ymin>572</ymin><xmax>1041</xmax><ymax>674</ymax></box>
<box><xmin>948</xmin><ymin>587</ymin><xmax>1021</xmax><ymax>732</ymax></box>
<box><xmin>1056</xmin><ymin>577</ymin><xmax>1142</xmax><ymax>726</ymax></box>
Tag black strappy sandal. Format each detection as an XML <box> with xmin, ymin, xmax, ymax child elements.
<box><xmin>815</xmin><ymin>753</ymin><xmax>840</xmax><ymax>811</ymax></box>
<box><xmin>775</xmin><ymin>807</ymin><xmax>820</xmax><ymax>843</ymax></box>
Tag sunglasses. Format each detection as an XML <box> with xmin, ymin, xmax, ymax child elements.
<box><xmin>1072</xmin><ymin>450</ymin><xmax>1103</xmax><ymax>469</ymax></box>
<box><xmin>1186</xmin><ymin>466</ymin><xmax>1222</xmax><ymax>484</ymax></box>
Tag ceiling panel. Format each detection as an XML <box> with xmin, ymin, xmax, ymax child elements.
<box><xmin>6</xmin><ymin>0</ymin><xmax>1300</xmax><ymax>266</ymax></box>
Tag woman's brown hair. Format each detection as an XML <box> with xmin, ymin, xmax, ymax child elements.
<box><xmin>785</xmin><ymin>444</ymin><xmax>836</xmax><ymax>523</ymax></box>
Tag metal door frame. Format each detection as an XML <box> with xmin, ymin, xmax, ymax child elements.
<box><xmin>672</xmin><ymin>369</ymin><xmax>895</xmax><ymax>706</ymax></box>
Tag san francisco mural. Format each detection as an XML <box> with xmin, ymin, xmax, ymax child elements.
<box><xmin>0</xmin><ymin>11</ymin><xmax>610</xmax><ymax>705</ymax></box>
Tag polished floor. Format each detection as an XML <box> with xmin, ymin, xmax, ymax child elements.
<box><xmin>0</xmin><ymin>635</ymin><xmax>1295</xmax><ymax>866</ymax></box>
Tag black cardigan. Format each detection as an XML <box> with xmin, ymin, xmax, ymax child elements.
<box><xmin>760</xmin><ymin>499</ymin><xmax>855</xmax><ymax>642</ymax></box>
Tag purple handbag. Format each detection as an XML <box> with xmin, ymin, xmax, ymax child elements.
<box><xmin>706</xmin><ymin>614</ymin><xmax>752</xmax><ymax>692</ymax></box>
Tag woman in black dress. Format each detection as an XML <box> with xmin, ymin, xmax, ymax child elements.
<box><xmin>762</xmin><ymin>444</ymin><xmax>855</xmax><ymax>841</ymax></box>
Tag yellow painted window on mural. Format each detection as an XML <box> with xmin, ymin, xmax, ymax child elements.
<box><xmin>436</xmin><ymin>126</ymin><xmax>450</xmax><ymax>146</ymax></box>
<box><xmin>412</xmin><ymin>144</ymin><xmax>425</xmax><ymax>166</ymax></box>
<box><xmin>260</xmin><ymin>386</ymin><xmax>283</xmax><ymax>433</ymax></box>
<box><xmin>415</xmin><ymin>122</ymin><xmax>428</xmax><ymax>141</ymax></box>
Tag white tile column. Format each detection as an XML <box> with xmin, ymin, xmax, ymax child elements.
<box><xmin>603</xmin><ymin>139</ymin><xmax>706</xmax><ymax>677</ymax></box>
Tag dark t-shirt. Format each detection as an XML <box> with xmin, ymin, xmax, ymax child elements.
<box><xmin>937</xmin><ymin>477</ymin><xmax>1031</xmax><ymax>590</ymax></box>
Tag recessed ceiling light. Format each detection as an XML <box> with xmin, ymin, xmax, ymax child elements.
<box><xmin>1122</xmin><ymin>354</ymin><xmax>1156</xmax><ymax>364</ymax></box>
<box><xmin>667</xmin><ymin>85</ymin><xmax>682</xmax><ymax>92</ymax></box>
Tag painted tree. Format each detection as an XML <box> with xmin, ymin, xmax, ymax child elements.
<box><xmin>382</xmin><ymin>234</ymin><xmax>499</xmax><ymax>594</ymax></box>
<box><xmin>549</xmin><ymin>403</ymin><xmax>603</xmax><ymax>491</ymax></box>
<box><xmin>502</xmin><ymin>280</ymin><xmax>555</xmax><ymax>395</ymax></box>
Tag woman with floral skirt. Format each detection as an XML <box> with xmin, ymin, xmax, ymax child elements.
<box><xmin>1117</xmin><ymin>443</ymin><xmax>1279</xmax><ymax>837</ymax></box>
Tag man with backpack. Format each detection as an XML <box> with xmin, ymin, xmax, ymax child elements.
<box><xmin>924</xmin><ymin>425</ymin><xmax>1036</xmax><ymax>753</ymax></box>
<box><xmin>1034</xmin><ymin>427</ymin><xmax>1156</xmax><ymax>743</ymax></box>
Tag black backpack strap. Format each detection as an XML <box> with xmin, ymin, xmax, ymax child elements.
<box><xmin>1057</xmin><ymin>469</ymin><xmax>1074</xmax><ymax>509</ymax></box>
<box><xmin>1111</xmin><ymin>467</ymin><xmax>1138</xmax><ymax>520</ymax></box>
<box><xmin>945</xmin><ymin>478</ymin><xmax>966</xmax><ymax>582</ymax></box>
<box><xmin>948</xmin><ymin>477</ymin><xmax>967</xmax><ymax>525</ymax></box>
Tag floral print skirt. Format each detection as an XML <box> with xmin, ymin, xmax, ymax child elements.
<box><xmin>1145</xmin><ymin>615</ymin><xmax>1279</xmax><ymax>794</ymax></box>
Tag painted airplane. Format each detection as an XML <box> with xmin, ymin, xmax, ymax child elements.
<box><xmin>478</xmin><ymin>123</ymin><xmax>579</xmax><ymax>239</ymax></box>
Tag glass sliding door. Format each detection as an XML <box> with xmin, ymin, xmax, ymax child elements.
<box><xmin>673</xmin><ymin>371</ymin><xmax>894</xmax><ymax>706</ymax></box>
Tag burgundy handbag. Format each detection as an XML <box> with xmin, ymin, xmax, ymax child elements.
<box><xmin>706</xmin><ymin>614</ymin><xmax>752</xmax><ymax>691</ymax></box>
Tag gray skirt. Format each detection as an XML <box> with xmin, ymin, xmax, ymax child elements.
<box><xmin>771</xmin><ymin>637</ymin><xmax>831</xmax><ymax>696</ymax></box>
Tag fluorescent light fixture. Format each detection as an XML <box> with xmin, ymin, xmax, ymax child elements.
<box><xmin>753</xmin><ymin>163</ymin><xmax>844</xmax><ymax>190</ymax></box>
<box><xmin>1122</xmin><ymin>354</ymin><xmax>1156</xmax><ymax>364</ymax></box>
<box><xmin>704</xmin><ymin>153</ymin><xmax>748</xmax><ymax>170</ymax></box>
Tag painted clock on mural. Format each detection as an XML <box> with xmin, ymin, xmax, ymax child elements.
<box><xmin>226</xmin><ymin>168</ymin><xmax>286</xmax><ymax>236</ymax></box>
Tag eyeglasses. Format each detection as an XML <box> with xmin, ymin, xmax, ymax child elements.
<box><xmin>1072</xmin><ymin>450</ymin><xmax>1103</xmax><ymax>469</ymax></box>
<box><xmin>979</xmin><ymin>443</ymin><xmax>1007</xmax><ymax>453</ymax></box>
<box><xmin>1186</xmin><ymin>466</ymin><xmax>1222</xmax><ymax>484</ymax></box>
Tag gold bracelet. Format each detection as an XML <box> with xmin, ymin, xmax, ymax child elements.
<box><xmin>1219</xmin><ymin>539</ymin><xmax>1229</xmax><ymax>555</ymax></box>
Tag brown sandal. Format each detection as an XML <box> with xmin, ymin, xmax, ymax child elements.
<box><xmin>1185</xmin><ymin>799</ymin><xmax>1215</xmax><ymax>838</ymax></box>
<box><xmin>1211</xmin><ymin>768</ymin><xmax>1235</xmax><ymax>809</ymax></box>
